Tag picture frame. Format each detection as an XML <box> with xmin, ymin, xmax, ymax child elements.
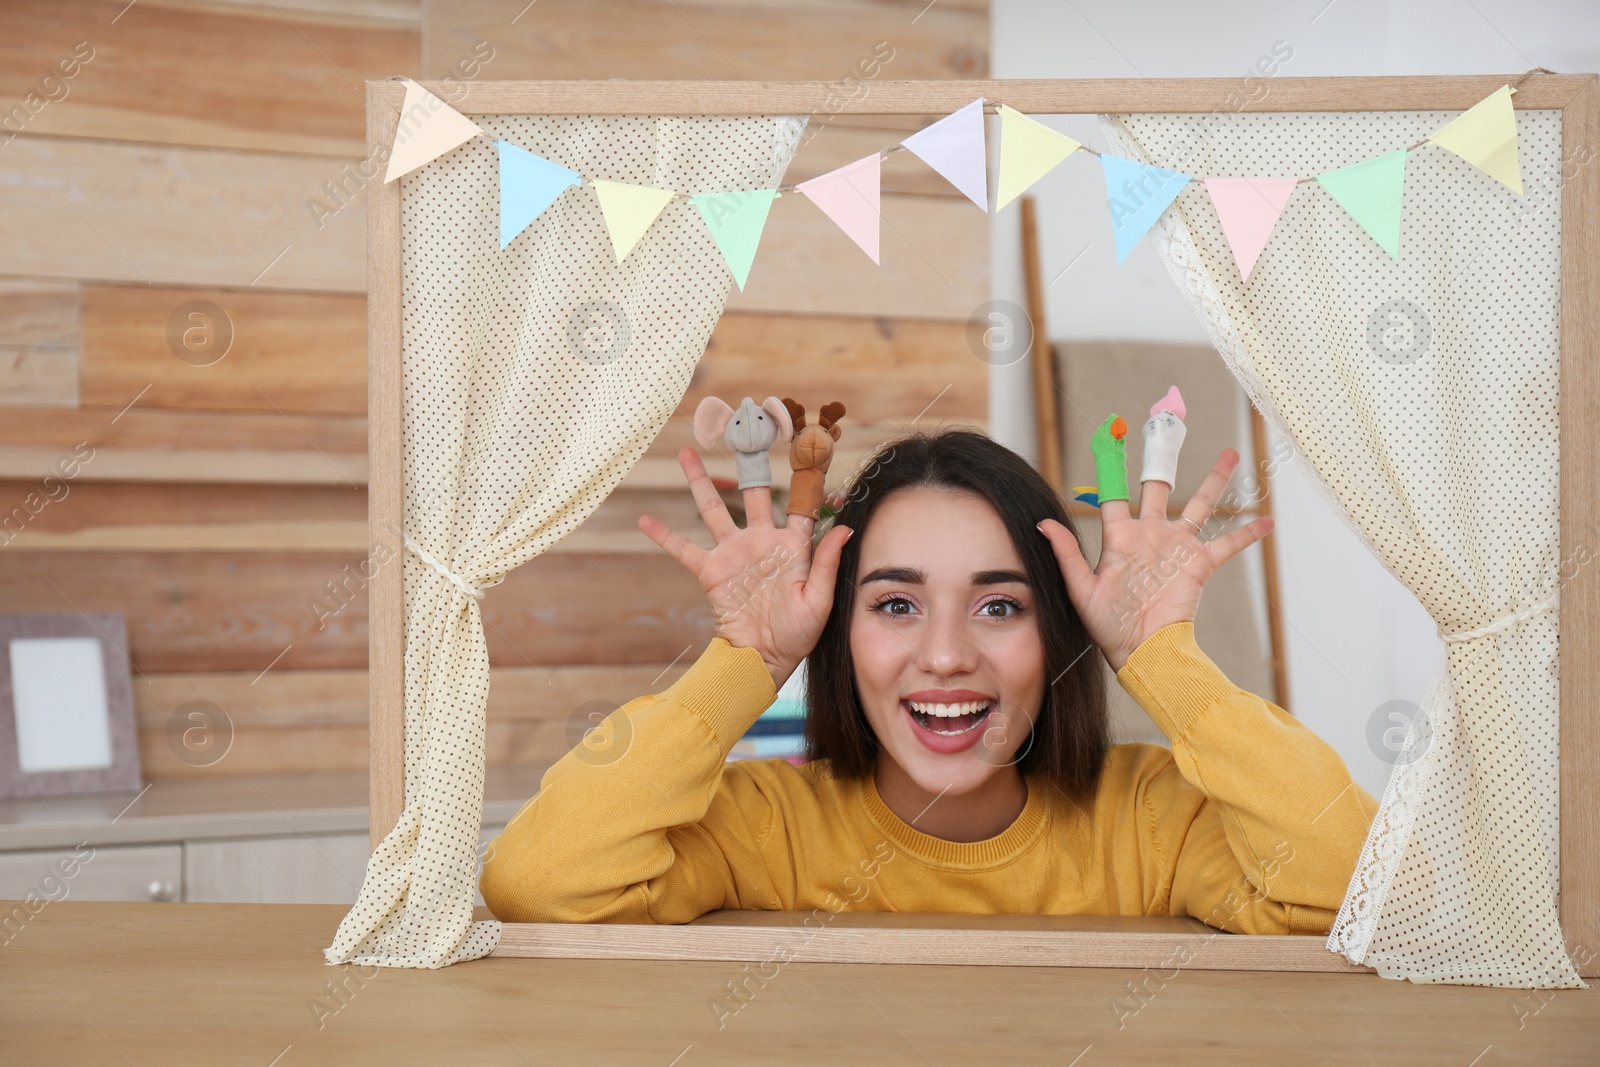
<box><xmin>366</xmin><ymin>75</ymin><xmax>1599</xmax><ymax>975</ymax></box>
<box><xmin>0</xmin><ymin>611</ymin><xmax>141</xmax><ymax>800</ymax></box>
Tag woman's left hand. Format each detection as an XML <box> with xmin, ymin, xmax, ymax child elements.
<box><xmin>1036</xmin><ymin>448</ymin><xmax>1275</xmax><ymax>672</ymax></box>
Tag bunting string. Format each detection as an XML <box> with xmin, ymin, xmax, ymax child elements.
<box><xmin>382</xmin><ymin>67</ymin><xmax>1556</xmax><ymax>287</ymax></box>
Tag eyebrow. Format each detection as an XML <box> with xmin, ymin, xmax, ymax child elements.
<box><xmin>859</xmin><ymin>565</ymin><xmax>1030</xmax><ymax>587</ymax></box>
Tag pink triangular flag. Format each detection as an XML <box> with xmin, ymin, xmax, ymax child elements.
<box><xmin>900</xmin><ymin>98</ymin><xmax>988</xmax><ymax>211</ymax></box>
<box><xmin>1203</xmin><ymin>177</ymin><xmax>1298</xmax><ymax>281</ymax></box>
<box><xmin>794</xmin><ymin>153</ymin><xmax>881</xmax><ymax>264</ymax></box>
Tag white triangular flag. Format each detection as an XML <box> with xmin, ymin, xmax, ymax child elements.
<box><xmin>900</xmin><ymin>98</ymin><xmax>988</xmax><ymax>211</ymax></box>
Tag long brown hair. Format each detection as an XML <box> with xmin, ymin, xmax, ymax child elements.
<box><xmin>802</xmin><ymin>429</ymin><xmax>1110</xmax><ymax>803</ymax></box>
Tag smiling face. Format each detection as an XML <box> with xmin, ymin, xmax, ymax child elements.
<box><xmin>849</xmin><ymin>485</ymin><xmax>1047</xmax><ymax>802</ymax></box>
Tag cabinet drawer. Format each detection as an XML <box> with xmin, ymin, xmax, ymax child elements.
<box><xmin>185</xmin><ymin>832</ymin><xmax>372</xmax><ymax>904</ymax></box>
<box><xmin>184</xmin><ymin>823</ymin><xmax>509</xmax><ymax>906</ymax></box>
<box><xmin>0</xmin><ymin>844</ymin><xmax>182</xmax><ymax>903</ymax></box>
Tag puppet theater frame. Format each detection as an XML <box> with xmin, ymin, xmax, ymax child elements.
<box><xmin>363</xmin><ymin>75</ymin><xmax>1599</xmax><ymax>978</ymax></box>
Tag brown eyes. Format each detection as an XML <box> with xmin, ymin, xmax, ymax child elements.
<box><xmin>870</xmin><ymin>595</ymin><xmax>915</xmax><ymax>616</ymax></box>
<box><xmin>867</xmin><ymin>596</ymin><xmax>1025</xmax><ymax>619</ymax></box>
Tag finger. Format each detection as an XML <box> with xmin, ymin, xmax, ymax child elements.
<box><xmin>1100</xmin><ymin>498</ymin><xmax>1131</xmax><ymax>524</ymax></box>
<box><xmin>1036</xmin><ymin>519</ymin><xmax>1096</xmax><ymax>608</ymax></box>
<box><xmin>1138</xmin><ymin>477</ymin><xmax>1171</xmax><ymax>526</ymax></box>
<box><xmin>742</xmin><ymin>485</ymin><xmax>775</xmax><ymax>528</ymax></box>
<box><xmin>678</xmin><ymin>447</ymin><xmax>738</xmax><ymax>542</ymax></box>
<box><xmin>638</xmin><ymin>513</ymin><xmax>708</xmax><ymax>575</ymax></box>
<box><xmin>783</xmin><ymin>511</ymin><xmax>816</xmax><ymax>543</ymax></box>
<box><xmin>803</xmin><ymin>524</ymin><xmax>853</xmax><ymax>617</ymax></box>
<box><xmin>1180</xmin><ymin>448</ymin><xmax>1242</xmax><ymax>531</ymax></box>
<box><xmin>1204</xmin><ymin>515</ymin><xmax>1275</xmax><ymax>571</ymax></box>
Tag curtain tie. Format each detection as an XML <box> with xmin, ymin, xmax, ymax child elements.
<box><xmin>404</xmin><ymin>536</ymin><xmax>484</xmax><ymax>599</ymax></box>
<box><xmin>1437</xmin><ymin>592</ymin><xmax>1558</xmax><ymax>643</ymax></box>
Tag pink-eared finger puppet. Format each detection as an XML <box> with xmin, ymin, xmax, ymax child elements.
<box><xmin>1140</xmin><ymin>385</ymin><xmax>1188</xmax><ymax>488</ymax></box>
<box><xmin>692</xmin><ymin>395</ymin><xmax>794</xmax><ymax>490</ymax></box>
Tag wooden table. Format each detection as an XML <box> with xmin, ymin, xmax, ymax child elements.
<box><xmin>4</xmin><ymin>902</ymin><xmax>1596</xmax><ymax>1065</ymax></box>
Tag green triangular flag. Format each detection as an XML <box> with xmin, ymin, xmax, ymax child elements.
<box><xmin>690</xmin><ymin>188</ymin><xmax>780</xmax><ymax>290</ymax></box>
<box><xmin>1316</xmin><ymin>148</ymin><xmax>1409</xmax><ymax>260</ymax></box>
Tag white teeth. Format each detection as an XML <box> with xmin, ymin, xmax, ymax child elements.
<box><xmin>906</xmin><ymin>699</ymin><xmax>992</xmax><ymax>717</ymax></box>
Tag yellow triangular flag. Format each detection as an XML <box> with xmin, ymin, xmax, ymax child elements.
<box><xmin>590</xmin><ymin>180</ymin><xmax>677</xmax><ymax>262</ymax></box>
<box><xmin>995</xmin><ymin>103</ymin><xmax>1084</xmax><ymax>211</ymax></box>
<box><xmin>1427</xmin><ymin>84</ymin><xmax>1523</xmax><ymax>195</ymax></box>
<box><xmin>384</xmin><ymin>78</ymin><xmax>484</xmax><ymax>182</ymax></box>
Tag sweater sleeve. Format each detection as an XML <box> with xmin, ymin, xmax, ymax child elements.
<box><xmin>479</xmin><ymin>637</ymin><xmax>786</xmax><ymax>924</ymax></box>
<box><xmin>1114</xmin><ymin>621</ymin><xmax>1380</xmax><ymax>935</ymax></box>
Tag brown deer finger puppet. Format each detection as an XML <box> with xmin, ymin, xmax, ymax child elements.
<box><xmin>782</xmin><ymin>398</ymin><xmax>846</xmax><ymax>520</ymax></box>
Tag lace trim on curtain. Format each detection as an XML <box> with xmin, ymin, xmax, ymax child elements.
<box><xmin>772</xmin><ymin>115</ymin><xmax>807</xmax><ymax>182</ymax></box>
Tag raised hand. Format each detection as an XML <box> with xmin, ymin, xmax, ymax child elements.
<box><xmin>1036</xmin><ymin>448</ymin><xmax>1274</xmax><ymax>672</ymax></box>
<box><xmin>638</xmin><ymin>447</ymin><xmax>854</xmax><ymax>689</ymax></box>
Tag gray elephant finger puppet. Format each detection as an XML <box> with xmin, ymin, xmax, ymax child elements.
<box><xmin>692</xmin><ymin>395</ymin><xmax>793</xmax><ymax>489</ymax></box>
<box><xmin>781</xmin><ymin>397</ymin><xmax>846</xmax><ymax>520</ymax></box>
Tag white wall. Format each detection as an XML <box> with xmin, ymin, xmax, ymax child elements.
<box><xmin>990</xmin><ymin>0</ymin><xmax>1598</xmax><ymax>799</ymax></box>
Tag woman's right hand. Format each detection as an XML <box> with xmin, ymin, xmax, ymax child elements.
<box><xmin>638</xmin><ymin>447</ymin><xmax>853</xmax><ymax>690</ymax></box>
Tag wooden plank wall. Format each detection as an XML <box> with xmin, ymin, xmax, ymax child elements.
<box><xmin>0</xmin><ymin>0</ymin><xmax>990</xmax><ymax>781</ymax></box>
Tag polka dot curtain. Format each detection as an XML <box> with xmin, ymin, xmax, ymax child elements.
<box><xmin>1099</xmin><ymin>109</ymin><xmax>1581</xmax><ymax>988</ymax></box>
<box><xmin>325</xmin><ymin>113</ymin><xmax>808</xmax><ymax>968</ymax></box>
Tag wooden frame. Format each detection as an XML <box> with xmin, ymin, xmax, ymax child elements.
<box><xmin>0</xmin><ymin>612</ymin><xmax>140</xmax><ymax>799</ymax></box>
<box><xmin>367</xmin><ymin>75</ymin><xmax>1599</xmax><ymax>975</ymax></box>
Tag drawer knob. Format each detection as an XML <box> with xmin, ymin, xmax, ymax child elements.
<box><xmin>147</xmin><ymin>880</ymin><xmax>178</xmax><ymax>902</ymax></box>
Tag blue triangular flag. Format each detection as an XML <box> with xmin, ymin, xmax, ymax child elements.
<box><xmin>497</xmin><ymin>140</ymin><xmax>581</xmax><ymax>249</ymax></box>
<box><xmin>1100</xmin><ymin>154</ymin><xmax>1191</xmax><ymax>263</ymax></box>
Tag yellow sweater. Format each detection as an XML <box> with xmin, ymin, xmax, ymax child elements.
<box><xmin>480</xmin><ymin>621</ymin><xmax>1379</xmax><ymax>935</ymax></box>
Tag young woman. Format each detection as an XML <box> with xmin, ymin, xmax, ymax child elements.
<box><xmin>480</xmin><ymin>429</ymin><xmax>1378</xmax><ymax>934</ymax></box>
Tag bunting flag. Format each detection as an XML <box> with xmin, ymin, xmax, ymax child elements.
<box><xmin>1316</xmin><ymin>147</ymin><xmax>1409</xmax><ymax>259</ymax></box>
<box><xmin>1100</xmin><ymin>154</ymin><xmax>1192</xmax><ymax>263</ymax></box>
<box><xmin>691</xmin><ymin>189</ymin><xmax>781</xmax><ymax>290</ymax></box>
<box><xmin>794</xmin><ymin>153</ymin><xmax>882</xmax><ymax>264</ymax></box>
<box><xmin>901</xmin><ymin>98</ymin><xmax>988</xmax><ymax>211</ymax></box>
<box><xmin>497</xmin><ymin>141</ymin><xmax>582</xmax><ymax>249</ymax></box>
<box><xmin>384</xmin><ymin>79</ymin><xmax>484</xmax><ymax>183</ymax></box>
<box><xmin>1428</xmin><ymin>84</ymin><xmax>1524</xmax><ymax>195</ymax></box>
<box><xmin>590</xmin><ymin>179</ymin><xmax>677</xmax><ymax>262</ymax></box>
<box><xmin>995</xmin><ymin>103</ymin><xmax>1083</xmax><ymax>211</ymax></box>
<box><xmin>1203</xmin><ymin>177</ymin><xmax>1299</xmax><ymax>281</ymax></box>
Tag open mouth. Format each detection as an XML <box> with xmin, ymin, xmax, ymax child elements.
<box><xmin>904</xmin><ymin>699</ymin><xmax>994</xmax><ymax>737</ymax></box>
